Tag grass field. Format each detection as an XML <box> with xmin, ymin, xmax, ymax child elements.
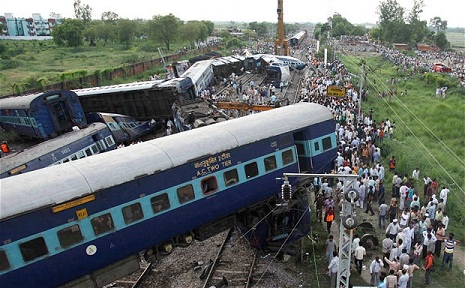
<box><xmin>447</xmin><ymin>31</ymin><xmax>465</xmax><ymax>48</ymax></box>
<box><xmin>339</xmin><ymin>53</ymin><xmax>465</xmax><ymax>241</ymax></box>
<box><xmin>0</xmin><ymin>39</ymin><xmax>204</xmax><ymax>97</ymax></box>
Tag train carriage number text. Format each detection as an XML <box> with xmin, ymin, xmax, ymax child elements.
<box><xmin>195</xmin><ymin>153</ymin><xmax>232</xmax><ymax>177</ymax></box>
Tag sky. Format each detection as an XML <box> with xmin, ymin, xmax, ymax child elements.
<box><xmin>2</xmin><ymin>0</ymin><xmax>464</xmax><ymax>28</ymax></box>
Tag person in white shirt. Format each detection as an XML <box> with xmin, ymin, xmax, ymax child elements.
<box><xmin>354</xmin><ymin>244</ymin><xmax>366</xmax><ymax>274</ymax></box>
<box><xmin>386</xmin><ymin>219</ymin><xmax>401</xmax><ymax>240</ymax></box>
<box><xmin>439</xmin><ymin>186</ymin><xmax>450</xmax><ymax>206</ymax></box>
<box><xmin>442</xmin><ymin>212</ymin><xmax>449</xmax><ymax>230</ymax></box>
<box><xmin>327</xmin><ymin>251</ymin><xmax>339</xmax><ymax>288</ymax></box>
<box><xmin>398</xmin><ymin>267</ymin><xmax>410</xmax><ymax>288</ymax></box>
<box><xmin>412</xmin><ymin>168</ymin><xmax>420</xmax><ymax>180</ymax></box>
<box><xmin>370</xmin><ymin>255</ymin><xmax>384</xmax><ymax>285</ymax></box>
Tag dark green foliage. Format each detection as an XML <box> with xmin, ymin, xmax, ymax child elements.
<box><xmin>1</xmin><ymin>60</ymin><xmax>21</xmax><ymax>70</ymax></box>
<box><xmin>52</xmin><ymin>19</ymin><xmax>85</xmax><ymax>47</ymax></box>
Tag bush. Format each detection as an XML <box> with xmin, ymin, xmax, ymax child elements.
<box><xmin>1</xmin><ymin>59</ymin><xmax>21</xmax><ymax>70</ymax></box>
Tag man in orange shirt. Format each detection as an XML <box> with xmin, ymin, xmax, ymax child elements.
<box><xmin>1</xmin><ymin>141</ymin><xmax>10</xmax><ymax>156</ymax></box>
<box><xmin>423</xmin><ymin>251</ymin><xmax>434</xmax><ymax>285</ymax></box>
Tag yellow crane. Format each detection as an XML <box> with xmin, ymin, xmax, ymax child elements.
<box><xmin>274</xmin><ymin>0</ymin><xmax>290</xmax><ymax>56</ymax></box>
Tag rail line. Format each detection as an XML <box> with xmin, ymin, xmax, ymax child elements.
<box><xmin>201</xmin><ymin>229</ymin><xmax>258</xmax><ymax>288</ymax></box>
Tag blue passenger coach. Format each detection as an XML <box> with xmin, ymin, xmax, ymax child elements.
<box><xmin>0</xmin><ymin>102</ymin><xmax>337</xmax><ymax>288</ymax></box>
<box><xmin>0</xmin><ymin>122</ymin><xmax>116</xmax><ymax>179</ymax></box>
<box><xmin>85</xmin><ymin>112</ymin><xmax>155</xmax><ymax>144</ymax></box>
<box><xmin>0</xmin><ymin>90</ymin><xmax>87</xmax><ymax>140</ymax></box>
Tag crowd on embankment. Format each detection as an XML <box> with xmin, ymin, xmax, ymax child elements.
<box><xmin>299</xmin><ymin>42</ymin><xmax>461</xmax><ymax>288</ymax></box>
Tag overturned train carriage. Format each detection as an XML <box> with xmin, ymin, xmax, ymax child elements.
<box><xmin>0</xmin><ymin>102</ymin><xmax>337</xmax><ymax>288</ymax></box>
<box><xmin>0</xmin><ymin>90</ymin><xmax>87</xmax><ymax>140</ymax></box>
<box><xmin>74</xmin><ymin>78</ymin><xmax>195</xmax><ymax>121</ymax></box>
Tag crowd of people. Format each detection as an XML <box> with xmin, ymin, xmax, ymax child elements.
<box><xmin>298</xmin><ymin>42</ymin><xmax>462</xmax><ymax>288</ymax></box>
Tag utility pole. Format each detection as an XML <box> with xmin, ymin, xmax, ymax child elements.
<box><xmin>359</xmin><ymin>61</ymin><xmax>365</xmax><ymax>120</ymax></box>
<box><xmin>280</xmin><ymin>173</ymin><xmax>359</xmax><ymax>288</ymax></box>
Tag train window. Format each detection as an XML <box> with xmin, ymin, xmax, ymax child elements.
<box><xmin>244</xmin><ymin>162</ymin><xmax>259</xmax><ymax>179</ymax></box>
<box><xmin>223</xmin><ymin>169</ymin><xmax>239</xmax><ymax>186</ymax></box>
<box><xmin>177</xmin><ymin>184</ymin><xmax>195</xmax><ymax>204</ymax></box>
<box><xmin>264</xmin><ymin>156</ymin><xmax>277</xmax><ymax>171</ymax></box>
<box><xmin>201</xmin><ymin>177</ymin><xmax>218</xmax><ymax>195</ymax></box>
<box><xmin>322</xmin><ymin>137</ymin><xmax>332</xmax><ymax>151</ymax></box>
<box><xmin>0</xmin><ymin>250</ymin><xmax>10</xmax><ymax>271</ymax></box>
<box><xmin>314</xmin><ymin>141</ymin><xmax>320</xmax><ymax>151</ymax></box>
<box><xmin>282</xmin><ymin>150</ymin><xmax>294</xmax><ymax>165</ymax></box>
<box><xmin>91</xmin><ymin>144</ymin><xmax>99</xmax><ymax>154</ymax></box>
<box><xmin>85</xmin><ymin>148</ymin><xmax>92</xmax><ymax>156</ymax></box>
<box><xmin>77</xmin><ymin>151</ymin><xmax>85</xmax><ymax>158</ymax></box>
<box><xmin>108</xmin><ymin>123</ymin><xmax>117</xmax><ymax>130</ymax></box>
<box><xmin>96</xmin><ymin>141</ymin><xmax>107</xmax><ymax>152</ymax></box>
<box><xmin>122</xmin><ymin>203</ymin><xmax>144</xmax><ymax>224</ymax></box>
<box><xmin>91</xmin><ymin>213</ymin><xmax>114</xmax><ymax>236</ymax></box>
<box><xmin>57</xmin><ymin>224</ymin><xmax>84</xmax><ymax>248</ymax></box>
<box><xmin>105</xmin><ymin>136</ymin><xmax>115</xmax><ymax>147</ymax></box>
<box><xmin>19</xmin><ymin>237</ymin><xmax>49</xmax><ymax>262</ymax></box>
<box><xmin>151</xmin><ymin>193</ymin><xmax>171</xmax><ymax>213</ymax></box>
<box><xmin>71</xmin><ymin>154</ymin><xmax>78</xmax><ymax>161</ymax></box>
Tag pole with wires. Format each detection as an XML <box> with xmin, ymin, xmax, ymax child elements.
<box><xmin>281</xmin><ymin>173</ymin><xmax>359</xmax><ymax>288</ymax></box>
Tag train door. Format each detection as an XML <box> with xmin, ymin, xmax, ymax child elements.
<box><xmin>293</xmin><ymin>130</ymin><xmax>312</xmax><ymax>172</ymax></box>
<box><xmin>45</xmin><ymin>94</ymin><xmax>74</xmax><ymax>137</ymax></box>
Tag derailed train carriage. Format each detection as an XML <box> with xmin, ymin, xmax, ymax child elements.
<box><xmin>73</xmin><ymin>79</ymin><xmax>195</xmax><ymax>121</ymax></box>
<box><xmin>0</xmin><ymin>90</ymin><xmax>87</xmax><ymax>140</ymax></box>
<box><xmin>0</xmin><ymin>122</ymin><xmax>116</xmax><ymax>179</ymax></box>
<box><xmin>289</xmin><ymin>30</ymin><xmax>307</xmax><ymax>47</ymax></box>
<box><xmin>0</xmin><ymin>102</ymin><xmax>337</xmax><ymax>288</ymax></box>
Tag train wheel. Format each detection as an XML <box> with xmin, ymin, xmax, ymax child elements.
<box><xmin>177</xmin><ymin>234</ymin><xmax>194</xmax><ymax>247</ymax></box>
<box><xmin>158</xmin><ymin>243</ymin><xmax>173</xmax><ymax>255</ymax></box>
<box><xmin>361</xmin><ymin>234</ymin><xmax>378</xmax><ymax>250</ymax></box>
<box><xmin>143</xmin><ymin>248</ymin><xmax>158</xmax><ymax>263</ymax></box>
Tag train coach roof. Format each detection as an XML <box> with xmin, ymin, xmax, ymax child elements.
<box><xmin>0</xmin><ymin>90</ymin><xmax>63</xmax><ymax>109</ymax></box>
<box><xmin>73</xmin><ymin>80</ymin><xmax>166</xmax><ymax>96</ymax></box>
<box><xmin>0</xmin><ymin>102</ymin><xmax>332</xmax><ymax>219</ymax></box>
<box><xmin>0</xmin><ymin>122</ymin><xmax>108</xmax><ymax>175</ymax></box>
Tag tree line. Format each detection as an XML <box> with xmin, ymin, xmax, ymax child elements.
<box><xmin>313</xmin><ymin>0</ymin><xmax>452</xmax><ymax>50</ymax></box>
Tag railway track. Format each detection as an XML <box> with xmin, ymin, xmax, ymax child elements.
<box><xmin>201</xmin><ymin>229</ymin><xmax>258</xmax><ymax>288</ymax></box>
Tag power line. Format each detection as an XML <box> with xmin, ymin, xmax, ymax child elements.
<box><xmin>339</xmin><ymin>53</ymin><xmax>465</xmax><ymax>197</ymax></box>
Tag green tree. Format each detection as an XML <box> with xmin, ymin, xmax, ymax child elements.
<box><xmin>434</xmin><ymin>31</ymin><xmax>449</xmax><ymax>50</ymax></box>
<box><xmin>407</xmin><ymin>0</ymin><xmax>429</xmax><ymax>43</ymax></box>
<box><xmin>181</xmin><ymin>21</ymin><xmax>202</xmax><ymax>48</ymax></box>
<box><xmin>248</xmin><ymin>22</ymin><xmax>268</xmax><ymax>37</ymax></box>
<box><xmin>83</xmin><ymin>22</ymin><xmax>98</xmax><ymax>46</ymax></box>
<box><xmin>429</xmin><ymin>17</ymin><xmax>448</xmax><ymax>32</ymax></box>
<box><xmin>148</xmin><ymin>14</ymin><xmax>182</xmax><ymax>50</ymax></box>
<box><xmin>117</xmin><ymin>19</ymin><xmax>136</xmax><ymax>47</ymax></box>
<box><xmin>201</xmin><ymin>20</ymin><xmax>215</xmax><ymax>36</ymax></box>
<box><xmin>73</xmin><ymin>0</ymin><xmax>92</xmax><ymax>26</ymax></box>
<box><xmin>101</xmin><ymin>11</ymin><xmax>119</xmax><ymax>22</ymax></box>
<box><xmin>376</xmin><ymin>0</ymin><xmax>406</xmax><ymax>43</ymax></box>
<box><xmin>52</xmin><ymin>19</ymin><xmax>85</xmax><ymax>47</ymax></box>
<box><xmin>97</xmin><ymin>21</ymin><xmax>117</xmax><ymax>46</ymax></box>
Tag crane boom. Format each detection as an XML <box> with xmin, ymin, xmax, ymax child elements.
<box><xmin>274</xmin><ymin>0</ymin><xmax>289</xmax><ymax>56</ymax></box>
